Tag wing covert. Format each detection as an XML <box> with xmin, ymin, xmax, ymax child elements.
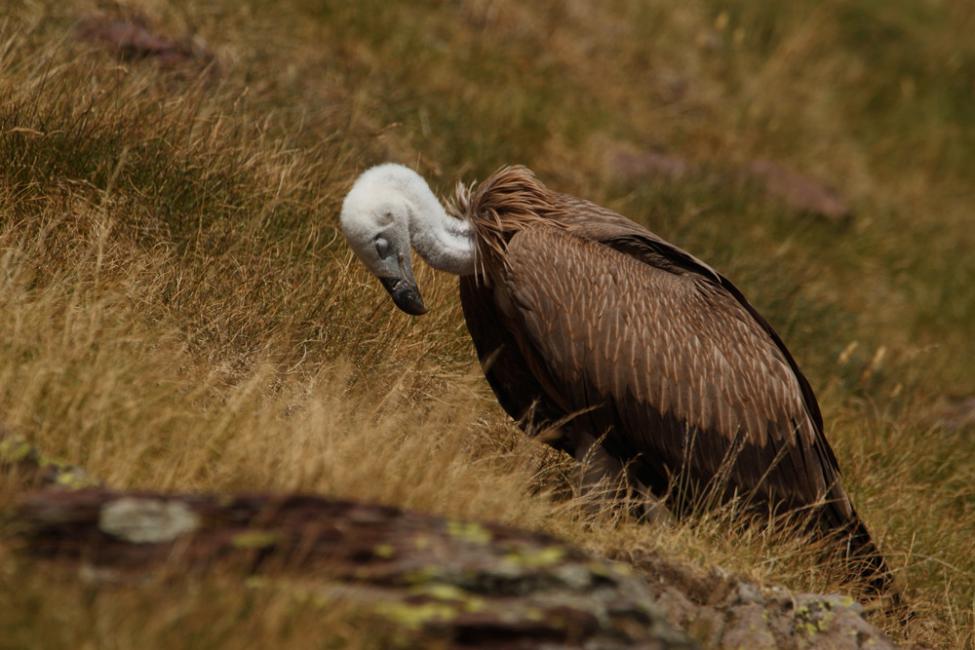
<box><xmin>499</xmin><ymin>226</ymin><xmax>848</xmax><ymax>517</ymax></box>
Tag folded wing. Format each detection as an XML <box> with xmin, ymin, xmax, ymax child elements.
<box><xmin>496</xmin><ymin>225</ymin><xmax>851</xmax><ymax>523</ymax></box>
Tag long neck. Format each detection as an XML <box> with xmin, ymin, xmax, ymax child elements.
<box><xmin>398</xmin><ymin>175</ymin><xmax>476</xmax><ymax>276</ymax></box>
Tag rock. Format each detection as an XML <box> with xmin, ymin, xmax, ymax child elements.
<box><xmin>604</xmin><ymin>141</ymin><xmax>852</xmax><ymax>225</ymax></box>
<box><xmin>10</xmin><ymin>488</ymin><xmax>695</xmax><ymax>649</ymax></box>
<box><xmin>607</xmin><ymin>149</ymin><xmax>692</xmax><ymax>183</ymax></box>
<box><xmin>933</xmin><ymin>396</ymin><xmax>975</xmax><ymax>432</ymax></box>
<box><xmin>76</xmin><ymin>12</ymin><xmax>216</xmax><ymax>71</ymax></box>
<box><xmin>2</xmin><ymin>438</ymin><xmax>897</xmax><ymax>648</ymax></box>
<box><xmin>744</xmin><ymin>159</ymin><xmax>852</xmax><ymax>223</ymax></box>
<box><xmin>631</xmin><ymin>553</ymin><xmax>896</xmax><ymax>649</ymax></box>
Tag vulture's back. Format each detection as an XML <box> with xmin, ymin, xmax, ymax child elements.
<box><xmin>489</xmin><ymin>226</ymin><xmax>845</xmax><ymax>520</ymax></box>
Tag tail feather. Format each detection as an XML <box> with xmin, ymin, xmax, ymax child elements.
<box><xmin>844</xmin><ymin>515</ymin><xmax>894</xmax><ymax>595</ymax></box>
<box><xmin>837</xmin><ymin>513</ymin><xmax>913</xmax><ymax>622</ymax></box>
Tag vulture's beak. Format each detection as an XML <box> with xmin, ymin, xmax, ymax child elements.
<box><xmin>379</xmin><ymin>276</ymin><xmax>427</xmax><ymax>316</ymax></box>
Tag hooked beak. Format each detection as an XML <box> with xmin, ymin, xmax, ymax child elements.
<box><xmin>379</xmin><ymin>276</ymin><xmax>427</xmax><ymax>316</ymax></box>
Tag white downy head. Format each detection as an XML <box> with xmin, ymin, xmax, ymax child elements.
<box><xmin>340</xmin><ymin>163</ymin><xmax>475</xmax><ymax>315</ymax></box>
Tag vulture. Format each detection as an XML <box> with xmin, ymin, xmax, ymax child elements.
<box><xmin>339</xmin><ymin>162</ymin><xmax>892</xmax><ymax>593</ymax></box>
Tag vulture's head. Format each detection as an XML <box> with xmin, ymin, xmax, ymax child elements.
<box><xmin>340</xmin><ymin>164</ymin><xmax>427</xmax><ymax>315</ymax></box>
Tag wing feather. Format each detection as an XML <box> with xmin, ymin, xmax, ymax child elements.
<box><xmin>498</xmin><ymin>226</ymin><xmax>850</xmax><ymax>518</ymax></box>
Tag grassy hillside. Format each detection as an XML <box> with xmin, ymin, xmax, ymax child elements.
<box><xmin>1</xmin><ymin>0</ymin><xmax>973</xmax><ymax>647</ymax></box>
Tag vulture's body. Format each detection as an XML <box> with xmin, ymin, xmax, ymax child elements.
<box><xmin>340</xmin><ymin>163</ymin><xmax>891</xmax><ymax>593</ymax></box>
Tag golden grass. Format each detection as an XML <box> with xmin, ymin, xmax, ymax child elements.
<box><xmin>1</xmin><ymin>0</ymin><xmax>974</xmax><ymax>647</ymax></box>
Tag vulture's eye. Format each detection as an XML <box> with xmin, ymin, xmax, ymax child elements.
<box><xmin>375</xmin><ymin>237</ymin><xmax>391</xmax><ymax>259</ymax></box>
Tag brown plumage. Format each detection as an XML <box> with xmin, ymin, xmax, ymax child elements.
<box><xmin>450</xmin><ymin>166</ymin><xmax>892</xmax><ymax>594</ymax></box>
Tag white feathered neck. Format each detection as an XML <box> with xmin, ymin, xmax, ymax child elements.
<box><xmin>351</xmin><ymin>164</ymin><xmax>476</xmax><ymax>276</ymax></box>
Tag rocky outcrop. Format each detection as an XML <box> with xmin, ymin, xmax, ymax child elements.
<box><xmin>608</xmin><ymin>149</ymin><xmax>691</xmax><ymax>183</ymax></box>
<box><xmin>605</xmin><ymin>144</ymin><xmax>852</xmax><ymax>224</ymax></box>
<box><xmin>743</xmin><ymin>159</ymin><xmax>851</xmax><ymax>224</ymax></box>
<box><xmin>2</xmin><ymin>434</ymin><xmax>896</xmax><ymax>649</ymax></box>
<box><xmin>933</xmin><ymin>395</ymin><xmax>975</xmax><ymax>432</ymax></box>
<box><xmin>76</xmin><ymin>10</ymin><xmax>217</xmax><ymax>73</ymax></box>
<box><xmin>12</xmin><ymin>488</ymin><xmax>693</xmax><ymax>649</ymax></box>
<box><xmin>633</xmin><ymin>553</ymin><xmax>895</xmax><ymax>649</ymax></box>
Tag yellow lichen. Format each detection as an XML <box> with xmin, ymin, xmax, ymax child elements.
<box><xmin>523</xmin><ymin>607</ymin><xmax>544</xmax><ymax>622</ymax></box>
<box><xmin>463</xmin><ymin>597</ymin><xmax>486</xmax><ymax>613</ymax></box>
<box><xmin>373</xmin><ymin>543</ymin><xmax>395</xmax><ymax>558</ymax></box>
<box><xmin>376</xmin><ymin>602</ymin><xmax>457</xmax><ymax>631</ymax></box>
<box><xmin>403</xmin><ymin>566</ymin><xmax>446</xmax><ymax>584</ymax></box>
<box><xmin>836</xmin><ymin>596</ymin><xmax>855</xmax><ymax>608</ymax></box>
<box><xmin>445</xmin><ymin>520</ymin><xmax>492</xmax><ymax>544</ymax></box>
<box><xmin>53</xmin><ymin>468</ymin><xmax>97</xmax><ymax>490</ymax></box>
<box><xmin>816</xmin><ymin>611</ymin><xmax>833</xmax><ymax>632</ymax></box>
<box><xmin>0</xmin><ymin>437</ymin><xmax>32</xmax><ymax>463</ymax></box>
<box><xmin>610</xmin><ymin>562</ymin><xmax>633</xmax><ymax>576</ymax></box>
<box><xmin>231</xmin><ymin>530</ymin><xmax>280</xmax><ymax>549</ymax></box>
<box><xmin>410</xmin><ymin>583</ymin><xmax>467</xmax><ymax>601</ymax></box>
<box><xmin>408</xmin><ymin>582</ymin><xmax>489</xmax><ymax>612</ymax></box>
<box><xmin>503</xmin><ymin>545</ymin><xmax>566</xmax><ymax>568</ymax></box>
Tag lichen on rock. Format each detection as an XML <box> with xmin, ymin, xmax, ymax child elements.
<box><xmin>99</xmin><ymin>497</ymin><xmax>200</xmax><ymax>544</ymax></box>
<box><xmin>5</xmin><ymin>464</ymin><xmax>897</xmax><ymax>649</ymax></box>
<box><xmin>0</xmin><ymin>431</ymin><xmax>99</xmax><ymax>491</ymax></box>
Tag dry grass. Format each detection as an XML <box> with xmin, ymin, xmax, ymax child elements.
<box><xmin>0</xmin><ymin>0</ymin><xmax>973</xmax><ymax>647</ymax></box>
